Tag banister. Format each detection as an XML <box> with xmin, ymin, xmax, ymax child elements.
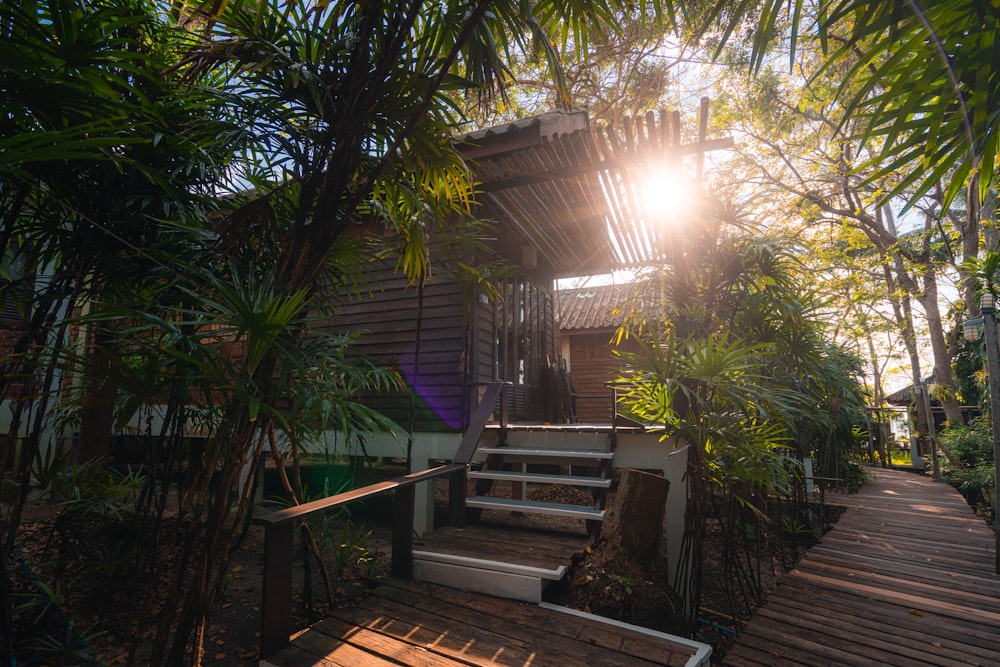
<box><xmin>253</xmin><ymin>463</ymin><xmax>464</xmax><ymax>658</ymax></box>
<box><xmin>253</xmin><ymin>463</ymin><xmax>464</xmax><ymax>528</ymax></box>
<box><xmin>454</xmin><ymin>381</ymin><xmax>507</xmax><ymax>464</ymax></box>
<box><xmin>253</xmin><ymin>384</ymin><xmax>510</xmax><ymax>659</ymax></box>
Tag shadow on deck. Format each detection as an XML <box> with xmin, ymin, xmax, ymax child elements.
<box><xmin>723</xmin><ymin>466</ymin><xmax>1000</xmax><ymax>666</ymax></box>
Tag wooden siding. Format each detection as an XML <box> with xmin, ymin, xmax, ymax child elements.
<box><xmin>495</xmin><ymin>277</ymin><xmax>558</xmax><ymax>422</ymax></box>
<box><xmin>326</xmin><ymin>269</ymin><xmax>469</xmax><ymax>432</ymax></box>
<box><xmin>563</xmin><ymin>330</ymin><xmax>639</xmax><ymax>423</ymax></box>
<box><xmin>723</xmin><ymin>466</ymin><xmax>1000</xmax><ymax>666</ymax></box>
<box><xmin>471</xmin><ymin>291</ymin><xmax>497</xmax><ymax>415</ymax></box>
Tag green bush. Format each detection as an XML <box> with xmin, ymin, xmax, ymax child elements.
<box><xmin>938</xmin><ymin>418</ymin><xmax>995</xmax><ymax>522</ymax></box>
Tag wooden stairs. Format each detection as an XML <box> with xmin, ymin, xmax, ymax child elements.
<box><xmin>412</xmin><ymin>424</ymin><xmax>616</xmax><ymax>603</ymax></box>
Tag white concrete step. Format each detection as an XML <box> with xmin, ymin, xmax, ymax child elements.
<box><xmin>466</xmin><ymin>496</ymin><xmax>605</xmax><ymax>521</ymax></box>
<box><xmin>477</xmin><ymin>447</ymin><xmax>613</xmax><ymax>461</ymax></box>
<box><xmin>468</xmin><ymin>469</ymin><xmax>611</xmax><ymax>488</ymax></box>
<box><xmin>412</xmin><ymin>550</ymin><xmax>566</xmax><ymax>580</ymax></box>
<box><xmin>413</xmin><ymin>558</ymin><xmax>548</xmax><ymax>603</ymax></box>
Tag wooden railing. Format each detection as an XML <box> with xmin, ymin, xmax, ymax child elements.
<box><xmin>252</xmin><ymin>381</ymin><xmax>506</xmax><ymax>658</ymax></box>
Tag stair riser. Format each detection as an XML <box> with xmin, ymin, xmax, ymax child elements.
<box><xmin>468</xmin><ymin>471</ymin><xmax>611</xmax><ymax>488</ymax></box>
<box><xmin>467</xmin><ymin>497</ymin><xmax>605</xmax><ymax>521</ymax></box>
<box><xmin>412</xmin><ymin>550</ymin><xmax>565</xmax><ymax>580</ymax></box>
<box><xmin>481</xmin><ymin>430</ymin><xmax>611</xmax><ymax>451</ymax></box>
<box><xmin>413</xmin><ymin>559</ymin><xmax>544</xmax><ymax>603</ymax></box>
<box><xmin>476</xmin><ymin>455</ymin><xmax>609</xmax><ymax>467</ymax></box>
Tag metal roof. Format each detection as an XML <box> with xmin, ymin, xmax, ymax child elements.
<box><xmin>459</xmin><ymin>103</ymin><xmax>733</xmax><ymax>277</ymax></box>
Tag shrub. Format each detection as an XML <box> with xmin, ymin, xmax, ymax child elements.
<box><xmin>938</xmin><ymin>418</ymin><xmax>995</xmax><ymax>522</ymax></box>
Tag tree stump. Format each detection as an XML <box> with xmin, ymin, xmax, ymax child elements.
<box><xmin>603</xmin><ymin>469</ymin><xmax>669</xmax><ymax>567</ymax></box>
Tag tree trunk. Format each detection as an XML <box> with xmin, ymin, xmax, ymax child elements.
<box><xmin>883</xmin><ymin>264</ymin><xmax>931</xmax><ymax>455</ymax></box>
<box><xmin>603</xmin><ymin>469</ymin><xmax>669</xmax><ymax>567</ymax></box>
<box><xmin>76</xmin><ymin>322</ymin><xmax>117</xmax><ymax>462</ymax></box>
<box><xmin>915</xmin><ymin>258</ymin><xmax>965</xmax><ymax>426</ymax></box>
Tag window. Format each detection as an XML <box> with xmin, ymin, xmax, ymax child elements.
<box><xmin>1</xmin><ymin>242</ymin><xmax>28</xmax><ymax>328</ymax></box>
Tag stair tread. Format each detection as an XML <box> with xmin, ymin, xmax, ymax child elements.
<box><xmin>477</xmin><ymin>447</ymin><xmax>613</xmax><ymax>459</ymax></box>
<box><xmin>466</xmin><ymin>496</ymin><xmax>606</xmax><ymax>520</ymax></box>
<box><xmin>468</xmin><ymin>469</ymin><xmax>611</xmax><ymax>487</ymax></box>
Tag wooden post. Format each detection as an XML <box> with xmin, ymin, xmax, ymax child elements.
<box><xmin>449</xmin><ymin>466</ymin><xmax>467</xmax><ymax>527</ymax></box>
<box><xmin>392</xmin><ymin>485</ymin><xmax>415</xmax><ymax>578</ymax></box>
<box><xmin>981</xmin><ymin>303</ymin><xmax>1000</xmax><ymax>574</ymax></box>
<box><xmin>259</xmin><ymin>521</ymin><xmax>293</xmax><ymax>658</ymax></box>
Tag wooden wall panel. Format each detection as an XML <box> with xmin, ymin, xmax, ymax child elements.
<box><xmin>323</xmin><ymin>266</ymin><xmax>469</xmax><ymax>432</ymax></box>
<box><xmin>566</xmin><ymin>332</ymin><xmax>628</xmax><ymax>423</ymax></box>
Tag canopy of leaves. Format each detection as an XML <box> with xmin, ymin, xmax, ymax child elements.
<box><xmin>696</xmin><ymin>0</ymin><xmax>1000</xmax><ymax>211</ymax></box>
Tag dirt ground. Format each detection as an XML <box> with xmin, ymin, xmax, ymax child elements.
<box><xmin>9</xmin><ymin>466</ymin><xmax>837</xmax><ymax>666</ymax></box>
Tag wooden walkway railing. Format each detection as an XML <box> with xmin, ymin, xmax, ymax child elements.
<box><xmin>723</xmin><ymin>466</ymin><xmax>1000</xmax><ymax>666</ymax></box>
<box><xmin>252</xmin><ymin>382</ymin><xmax>507</xmax><ymax>658</ymax></box>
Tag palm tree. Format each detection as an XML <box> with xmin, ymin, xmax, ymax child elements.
<box><xmin>616</xmin><ymin>197</ymin><xmax>865</xmax><ymax>625</ymax></box>
<box><xmin>693</xmin><ymin>0</ymin><xmax>999</xmax><ymax>213</ymax></box>
<box><xmin>1</xmin><ymin>1</ymin><xmax>244</xmax><ymax>661</ymax></box>
<box><xmin>148</xmin><ymin>1</ymin><xmax>678</xmax><ymax>662</ymax></box>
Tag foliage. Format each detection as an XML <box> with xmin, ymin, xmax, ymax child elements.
<box><xmin>938</xmin><ymin>418</ymin><xmax>995</xmax><ymax>522</ymax></box>
<box><xmin>5</xmin><ymin>0</ymin><xmax>680</xmax><ymax>663</ymax></box>
<box><xmin>696</xmin><ymin>0</ymin><xmax>1000</xmax><ymax>212</ymax></box>
<box><xmin>614</xmin><ymin>196</ymin><xmax>865</xmax><ymax>624</ymax></box>
<box><xmin>9</xmin><ymin>456</ymin><xmax>143</xmax><ymax>666</ymax></box>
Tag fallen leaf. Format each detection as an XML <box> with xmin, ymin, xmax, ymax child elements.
<box><xmin>572</xmin><ymin>576</ymin><xmax>592</xmax><ymax>586</ymax></box>
<box><xmin>214</xmin><ymin>652</ymin><xmax>226</xmax><ymax>660</ymax></box>
<box><xmin>908</xmin><ymin>609</ymin><xmax>924</xmax><ymax>617</ymax></box>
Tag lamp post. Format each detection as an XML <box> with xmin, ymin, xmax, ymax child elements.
<box><xmin>963</xmin><ymin>292</ymin><xmax>1000</xmax><ymax>575</ymax></box>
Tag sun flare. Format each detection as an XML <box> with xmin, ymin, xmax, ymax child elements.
<box><xmin>636</xmin><ymin>162</ymin><xmax>697</xmax><ymax>226</ymax></box>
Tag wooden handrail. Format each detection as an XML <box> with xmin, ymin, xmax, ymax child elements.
<box><xmin>253</xmin><ymin>463</ymin><xmax>464</xmax><ymax>658</ymax></box>
<box><xmin>454</xmin><ymin>381</ymin><xmax>507</xmax><ymax>464</ymax></box>
<box><xmin>253</xmin><ymin>384</ymin><xmax>509</xmax><ymax>658</ymax></box>
<box><xmin>253</xmin><ymin>464</ymin><xmax>463</xmax><ymax>528</ymax></box>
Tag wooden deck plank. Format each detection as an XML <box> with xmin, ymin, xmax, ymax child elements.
<box><xmin>753</xmin><ymin>604</ymin><xmax>973</xmax><ymax>666</ymax></box>
<box><xmin>373</xmin><ymin>580</ymin><xmax>679</xmax><ymax>666</ymax></box>
<box><xmin>798</xmin><ymin>550</ymin><xmax>1000</xmax><ymax>601</ymax></box>
<box><xmin>414</xmin><ymin>523</ymin><xmax>588</xmax><ymax>570</ymax></box>
<box><xmin>723</xmin><ymin>467</ymin><xmax>1000</xmax><ymax>666</ymax></box>
<box><xmin>774</xmin><ymin>577</ymin><xmax>1000</xmax><ymax>646</ymax></box>
<box><xmin>765</xmin><ymin>588</ymin><xmax>1000</xmax><ymax>660</ymax></box>
<box><xmin>260</xmin><ymin>645</ymin><xmax>345</xmax><ymax>667</ymax></box>
<box><xmin>813</xmin><ymin>535</ymin><xmax>998</xmax><ymax>576</ymax></box>
<box><xmin>267</xmin><ymin>575</ymin><xmax>705</xmax><ymax>667</ymax></box>
<box><xmin>321</xmin><ymin>605</ymin><xmax>539</xmax><ymax>665</ymax></box>
<box><xmin>294</xmin><ymin>619</ymin><xmax>472</xmax><ymax>666</ymax></box>
<box><xmin>735</xmin><ymin>621</ymin><xmax>928</xmax><ymax>666</ymax></box>
<box><xmin>379</xmin><ymin>578</ymin><xmax>701</xmax><ymax>665</ymax></box>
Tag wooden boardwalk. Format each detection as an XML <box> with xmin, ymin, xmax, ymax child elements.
<box><xmin>723</xmin><ymin>466</ymin><xmax>1000</xmax><ymax>666</ymax></box>
<box><xmin>261</xmin><ymin>578</ymin><xmax>711</xmax><ymax>666</ymax></box>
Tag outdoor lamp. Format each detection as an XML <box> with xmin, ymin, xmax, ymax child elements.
<box><xmin>983</xmin><ymin>292</ymin><xmax>997</xmax><ymax>313</ymax></box>
<box><xmin>965</xmin><ymin>319</ymin><xmax>983</xmax><ymax>342</ymax></box>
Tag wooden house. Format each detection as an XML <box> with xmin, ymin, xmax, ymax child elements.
<box><xmin>555</xmin><ymin>282</ymin><xmax>638</xmax><ymax>423</ymax></box>
<box><xmin>328</xmin><ymin>107</ymin><xmax>729</xmax><ymax>435</ymax></box>
<box><xmin>327</xmin><ymin>110</ymin><xmax>624</xmax><ymax>433</ymax></box>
